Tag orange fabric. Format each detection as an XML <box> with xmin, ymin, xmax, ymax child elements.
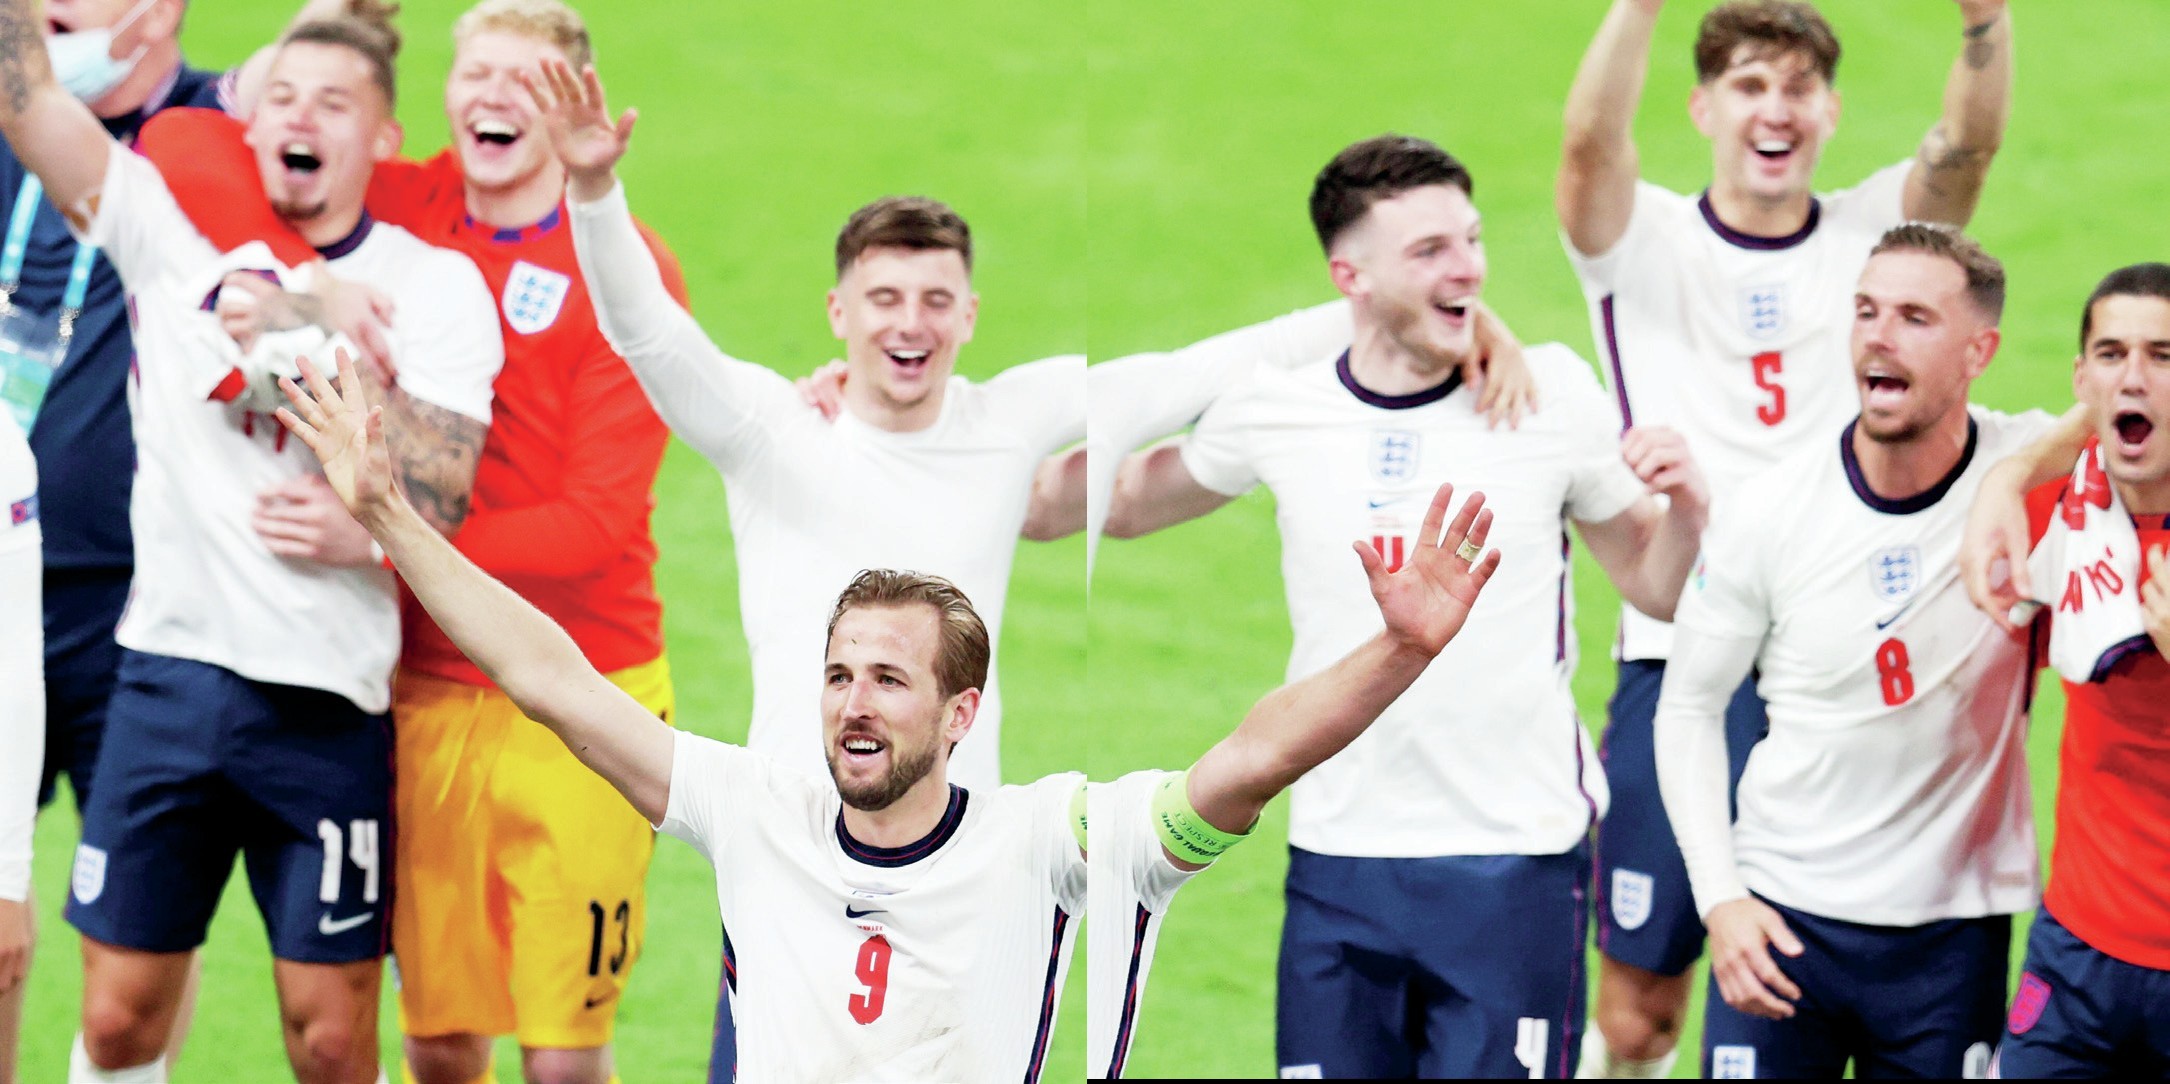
<box><xmin>140</xmin><ymin>109</ymin><xmax>683</xmax><ymax>684</ymax></box>
<box><xmin>2027</xmin><ymin>473</ymin><xmax>2170</xmax><ymax>969</ymax></box>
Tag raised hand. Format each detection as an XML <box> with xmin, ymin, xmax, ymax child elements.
<box><xmin>1354</xmin><ymin>482</ymin><xmax>1501</xmax><ymax>657</ymax></box>
<box><xmin>1621</xmin><ymin>426</ymin><xmax>1708</xmax><ymax>512</ymax></box>
<box><xmin>1467</xmin><ymin>300</ymin><xmax>1537</xmax><ymax>429</ymax></box>
<box><xmin>274</xmin><ymin>348</ymin><xmax>398</xmax><ymax>520</ymax></box>
<box><xmin>796</xmin><ymin>359</ymin><xmax>850</xmax><ymax>422</ymax></box>
<box><xmin>517</xmin><ymin>57</ymin><xmax>637</xmax><ymax>201</ymax></box>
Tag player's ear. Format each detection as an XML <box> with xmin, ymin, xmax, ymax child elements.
<box><xmin>941</xmin><ymin>687</ymin><xmax>979</xmax><ymax>747</ymax></box>
<box><xmin>1327</xmin><ymin>253</ymin><xmax>1362</xmax><ymax>299</ymax></box>
<box><xmin>1822</xmin><ymin>86</ymin><xmax>1841</xmax><ymax>134</ymax></box>
<box><xmin>1688</xmin><ymin>84</ymin><xmax>1713</xmax><ymax>139</ymax></box>
<box><xmin>826</xmin><ymin>287</ymin><xmax>848</xmax><ymax>339</ymax></box>
<box><xmin>143</xmin><ymin>0</ymin><xmax>185</xmax><ymax>43</ymax></box>
<box><xmin>372</xmin><ymin>117</ymin><xmax>404</xmax><ymax>163</ymax></box>
<box><xmin>957</xmin><ymin>292</ymin><xmax>978</xmax><ymax>347</ymax></box>
<box><xmin>1966</xmin><ymin>326</ymin><xmax>2001</xmax><ymax>380</ymax></box>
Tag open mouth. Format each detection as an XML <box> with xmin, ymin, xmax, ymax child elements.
<box><xmin>2115</xmin><ymin>410</ymin><xmax>2154</xmax><ymax>449</ymax></box>
<box><xmin>885</xmin><ymin>349</ymin><xmax>930</xmax><ymax>373</ymax></box>
<box><xmin>1752</xmin><ymin>138</ymin><xmax>1797</xmax><ymax>163</ymax></box>
<box><xmin>468</xmin><ymin>119</ymin><xmax>522</xmax><ymax>147</ymax></box>
<box><xmin>840</xmin><ymin>733</ymin><xmax>887</xmax><ymax>763</ymax></box>
<box><xmin>1434</xmin><ymin>301</ymin><xmax>1472</xmax><ymax>322</ymax></box>
<box><xmin>280</xmin><ymin>141</ymin><xmax>323</xmax><ymax>174</ymax></box>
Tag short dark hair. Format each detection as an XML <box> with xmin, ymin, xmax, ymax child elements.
<box><xmin>2079</xmin><ymin>263</ymin><xmax>2170</xmax><ymax>350</ymax></box>
<box><xmin>834</xmin><ymin>196</ymin><xmax>972</xmax><ymax>280</ymax></box>
<box><xmin>1869</xmin><ymin>222</ymin><xmax>2006</xmax><ymax>322</ymax></box>
<box><xmin>281</xmin><ymin>7</ymin><xmax>403</xmax><ymax>109</ymax></box>
<box><xmin>826</xmin><ymin>569</ymin><xmax>989</xmax><ymax>701</ymax></box>
<box><xmin>1308</xmin><ymin>134</ymin><xmax>1474</xmax><ymax>253</ymax></box>
<box><xmin>1694</xmin><ymin>1</ymin><xmax>1841</xmax><ymax>85</ymax></box>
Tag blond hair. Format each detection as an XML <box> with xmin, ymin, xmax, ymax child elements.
<box><xmin>452</xmin><ymin>0</ymin><xmax>593</xmax><ymax>70</ymax></box>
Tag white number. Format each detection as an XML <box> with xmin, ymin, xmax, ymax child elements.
<box><xmin>316</xmin><ymin>818</ymin><xmax>382</xmax><ymax>904</ymax></box>
<box><xmin>1515</xmin><ymin>1018</ymin><xmax>1548</xmax><ymax>1079</ymax></box>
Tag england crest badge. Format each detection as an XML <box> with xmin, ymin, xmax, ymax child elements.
<box><xmin>503</xmin><ymin>260</ymin><xmax>571</xmax><ymax>335</ymax></box>
<box><xmin>1610</xmin><ymin>868</ymin><xmax>1654</xmax><ymax>931</ymax></box>
<box><xmin>1870</xmin><ymin>545</ymin><xmax>1921</xmax><ymax>603</ymax></box>
<box><xmin>1369</xmin><ymin>429</ymin><xmax>1419</xmax><ymax>484</ymax></box>
<box><xmin>72</xmin><ymin>843</ymin><xmax>106</xmax><ymax>905</ymax></box>
<box><xmin>1740</xmin><ymin>283</ymin><xmax>1786</xmax><ymax>341</ymax></box>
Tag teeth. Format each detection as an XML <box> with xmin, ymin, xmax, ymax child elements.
<box><xmin>473</xmin><ymin>119</ymin><xmax>518</xmax><ymax>137</ymax></box>
<box><xmin>282</xmin><ymin>142</ymin><xmax>314</xmax><ymax>156</ymax></box>
<box><xmin>890</xmin><ymin>350</ymin><xmax>928</xmax><ymax>361</ymax></box>
<box><xmin>1755</xmin><ymin>140</ymin><xmax>1794</xmax><ymax>154</ymax></box>
<box><xmin>844</xmin><ymin>739</ymin><xmax>880</xmax><ymax>753</ymax></box>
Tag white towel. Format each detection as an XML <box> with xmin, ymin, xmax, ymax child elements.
<box><xmin>2027</xmin><ymin>439</ymin><xmax>2155</xmax><ymax>682</ymax></box>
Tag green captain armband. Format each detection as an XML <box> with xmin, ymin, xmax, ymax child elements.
<box><xmin>1152</xmin><ymin>770</ymin><xmax>1251</xmax><ymax>864</ymax></box>
<box><xmin>1071</xmin><ymin>781</ymin><xmax>1088</xmax><ymax>851</ymax></box>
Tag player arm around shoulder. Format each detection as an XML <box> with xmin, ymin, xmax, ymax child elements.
<box><xmin>1558</xmin><ymin>0</ymin><xmax>1666</xmax><ymax>257</ymax></box>
<box><xmin>1173</xmin><ymin>483</ymin><xmax>1501</xmax><ymax>869</ymax></box>
<box><xmin>276</xmin><ymin>350</ymin><xmax>675</xmax><ymax>822</ymax></box>
<box><xmin>1901</xmin><ymin>1</ymin><xmax>2012</xmax><ymax>226</ymax></box>
<box><xmin>1578</xmin><ymin>426</ymin><xmax>1710</xmax><ymax>623</ymax></box>
<box><xmin>0</xmin><ymin>0</ymin><xmax>125</xmax><ymax>222</ymax></box>
<box><xmin>1962</xmin><ymin>401</ymin><xmax>2090</xmax><ymax>628</ymax></box>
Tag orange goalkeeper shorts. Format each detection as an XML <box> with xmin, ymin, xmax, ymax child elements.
<box><xmin>390</xmin><ymin>655</ymin><xmax>671</xmax><ymax>1048</ymax></box>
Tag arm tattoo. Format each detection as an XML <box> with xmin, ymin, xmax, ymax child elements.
<box><xmin>1963</xmin><ymin>18</ymin><xmax>1999</xmax><ymax>70</ymax></box>
<box><xmin>382</xmin><ymin>388</ymin><xmax>485</xmax><ymax>535</ymax></box>
<box><xmin>0</xmin><ymin>1</ymin><xmax>42</xmax><ymax>116</ymax></box>
<box><xmin>1914</xmin><ymin>123</ymin><xmax>1991</xmax><ymax>199</ymax></box>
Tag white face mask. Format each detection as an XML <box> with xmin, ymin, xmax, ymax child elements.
<box><xmin>46</xmin><ymin>0</ymin><xmax>161</xmax><ymax>105</ymax></box>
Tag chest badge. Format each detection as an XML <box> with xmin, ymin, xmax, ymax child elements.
<box><xmin>1369</xmin><ymin>429</ymin><xmax>1419</xmax><ymax>484</ymax></box>
<box><xmin>1740</xmin><ymin>282</ymin><xmax>1786</xmax><ymax>341</ymax></box>
<box><xmin>502</xmin><ymin>260</ymin><xmax>571</xmax><ymax>335</ymax></box>
<box><xmin>1870</xmin><ymin>545</ymin><xmax>1921</xmax><ymax>603</ymax></box>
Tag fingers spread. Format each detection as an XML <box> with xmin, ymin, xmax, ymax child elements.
<box><xmin>1416</xmin><ymin>482</ymin><xmax>1457</xmax><ymax>550</ymax></box>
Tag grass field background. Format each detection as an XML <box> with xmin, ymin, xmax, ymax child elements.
<box><xmin>1086</xmin><ymin>0</ymin><xmax>2170</xmax><ymax>1078</ymax></box>
<box><xmin>23</xmin><ymin>1</ymin><xmax>1085</xmax><ymax>1080</ymax></box>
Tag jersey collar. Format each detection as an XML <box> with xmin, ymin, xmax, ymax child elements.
<box><xmin>1336</xmin><ymin>349</ymin><xmax>1462</xmax><ymax>410</ymax></box>
<box><xmin>314</xmin><ymin>212</ymin><xmax>376</xmax><ymax>260</ymax></box>
<box><xmin>1840</xmin><ymin>415</ymin><xmax>1978</xmax><ymax>515</ymax></box>
<box><xmin>835</xmin><ymin>784</ymin><xmax>969</xmax><ymax>868</ymax></box>
<box><xmin>1698</xmin><ymin>191</ymin><xmax>1821</xmax><ymax>252</ymax></box>
<box><xmin>461</xmin><ymin>204</ymin><xmax>564</xmax><ymax>244</ymax></box>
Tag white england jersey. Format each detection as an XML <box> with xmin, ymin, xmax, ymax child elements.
<box><xmin>657</xmin><ymin>731</ymin><xmax>1084</xmax><ymax>1082</ymax></box>
<box><xmin>571</xmin><ymin>186</ymin><xmax>1082</xmax><ymax>791</ymax></box>
<box><xmin>1181</xmin><ymin>344</ymin><xmax>1645</xmax><ymax>857</ymax></box>
<box><xmin>1085</xmin><ymin>770</ymin><xmax>1201</xmax><ymax>1079</ymax></box>
<box><xmin>80</xmin><ymin>149</ymin><xmax>501</xmax><ymax>714</ymax></box>
<box><xmin>1568</xmin><ymin>162</ymin><xmax>1911</xmax><ymax>661</ymax></box>
<box><xmin>0</xmin><ymin>413</ymin><xmax>39</xmax><ymax>902</ymax></box>
<box><xmin>1668</xmin><ymin>408</ymin><xmax>2053</xmax><ymax>926</ymax></box>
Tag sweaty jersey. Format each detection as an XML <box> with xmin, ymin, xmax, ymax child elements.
<box><xmin>82</xmin><ymin>148</ymin><xmax>500</xmax><ymax>713</ymax></box>
<box><xmin>0</xmin><ymin>413</ymin><xmax>38</xmax><ymax>901</ymax></box>
<box><xmin>571</xmin><ymin>183</ymin><xmax>1084</xmax><ymax>792</ymax></box>
<box><xmin>2026</xmin><ymin>480</ymin><xmax>2170</xmax><ymax>970</ymax></box>
<box><xmin>1085</xmin><ymin>770</ymin><xmax>1201</xmax><ymax>1079</ymax></box>
<box><xmin>1181</xmin><ymin>344</ymin><xmax>1643</xmax><ymax>857</ymax></box>
<box><xmin>658</xmin><ymin>732</ymin><xmax>1083</xmax><ymax>1081</ymax></box>
<box><xmin>1663</xmin><ymin>409</ymin><xmax>2052</xmax><ymax>927</ymax></box>
<box><xmin>136</xmin><ymin>111</ymin><xmax>679</xmax><ymax>686</ymax></box>
<box><xmin>1568</xmin><ymin>162</ymin><xmax>1911</xmax><ymax>661</ymax></box>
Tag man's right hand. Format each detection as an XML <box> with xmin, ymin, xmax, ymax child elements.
<box><xmin>1960</xmin><ymin>459</ymin><xmax>2038</xmax><ymax>631</ymax></box>
<box><xmin>1355</xmin><ymin>482</ymin><xmax>1501</xmax><ymax>657</ymax></box>
<box><xmin>276</xmin><ymin>349</ymin><xmax>401</xmax><ymax>523</ymax></box>
<box><xmin>1705</xmin><ymin>896</ymin><xmax>1805</xmax><ymax>1020</ymax></box>
<box><xmin>520</xmin><ymin>58</ymin><xmax>638</xmax><ymax>203</ymax></box>
<box><xmin>796</xmin><ymin>359</ymin><xmax>849</xmax><ymax>422</ymax></box>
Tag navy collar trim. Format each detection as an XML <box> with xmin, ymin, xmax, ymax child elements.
<box><xmin>1698</xmin><ymin>191</ymin><xmax>1821</xmax><ymax>252</ymax></box>
<box><xmin>463</xmin><ymin>204</ymin><xmax>564</xmax><ymax>244</ymax></box>
<box><xmin>835</xmin><ymin>784</ymin><xmax>968</xmax><ymax>868</ymax></box>
<box><xmin>1841</xmin><ymin>416</ymin><xmax>1979</xmax><ymax>515</ymax></box>
<box><xmin>315</xmin><ymin>212</ymin><xmax>376</xmax><ymax>260</ymax></box>
<box><xmin>1336</xmin><ymin>349</ymin><xmax>1462</xmax><ymax>410</ymax></box>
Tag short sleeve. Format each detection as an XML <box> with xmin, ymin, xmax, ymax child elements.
<box><xmin>1672</xmin><ymin>495</ymin><xmax>1773</xmax><ymax>642</ymax></box>
<box><xmin>1822</xmin><ymin>160</ymin><xmax>1911</xmax><ymax>233</ymax></box>
<box><xmin>75</xmin><ymin>147</ymin><xmax>218</xmax><ymax>287</ymax></box>
<box><xmin>1563</xmin><ymin>180</ymin><xmax>1675</xmax><ymax>291</ymax></box>
<box><xmin>1035</xmin><ymin>773</ymin><xmax>1088</xmax><ymax>911</ymax></box>
<box><xmin>1176</xmin><ymin>389</ymin><xmax>1260</xmax><ymax>497</ymax></box>
<box><xmin>656</xmin><ymin>730</ymin><xmax>754</xmax><ymax>859</ymax></box>
<box><xmin>984</xmin><ymin>353</ymin><xmax>1086</xmax><ymax>454</ymax></box>
<box><xmin>388</xmin><ymin>248</ymin><xmax>503</xmax><ymax>422</ymax></box>
<box><xmin>1545</xmin><ymin>348</ymin><xmax>1646</xmax><ymax>525</ymax></box>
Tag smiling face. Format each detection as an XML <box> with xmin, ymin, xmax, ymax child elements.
<box><xmin>1691</xmin><ymin>46</ymin><xmax>1839</xmax><ymax>210</ymax></box>
<box><xmin>2076</xmin><ymin>294</ymin><xmax>2170</xmax><ymax>506</ymax></box>
<box><xmin>826</xmin><ymin>246</ymin><xmax>978</xmax><ymax>417</ymax></box>
<box><xmin>444</xmin><ymin>28</ymin><xmax>567</xmax><ymax>197</ymax></box>
<box><xmin>821</xmin><ymin>603</ymin><xmax>969</xmax><ymax>812</ymax></box>
<box><xmin>246</xmin><ymin>39</ymin><xmax>401</xmax><ymax>241</ymax></box>
<box><xmin>1330</xmin><ymin>184</ymin><xmax>1486</xmax><ymax>367</ymax></box>
<box><xmin>1850</xmin><ymin>249</ymin><xmax>1997</xmax><ymax>444</ymax></box>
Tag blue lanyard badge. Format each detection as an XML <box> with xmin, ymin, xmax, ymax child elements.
<box><xmin>0</xmin><ymin>174</ymin><xmax>100</xmax><ymax>429</ymax></box>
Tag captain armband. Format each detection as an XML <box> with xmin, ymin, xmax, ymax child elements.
<box><xmin>1151</xmin><ymin>770</ymin><xmax>1252</xmax><ymax>864</ymax></box>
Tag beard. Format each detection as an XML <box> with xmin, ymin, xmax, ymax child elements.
<box><xmin>1374</xmin><ymin>294</ymin><xmax>1470</xmax><ymax>373</ymax></box>
<box><xmin>828</xmin><ymin>736</ymin><xmax>941</xmax><ymax>813</ymax></box>
<box><xmin>271</xmin><ymin>197</ymin><xmax>330</xmax><ymax>225</ymax></box>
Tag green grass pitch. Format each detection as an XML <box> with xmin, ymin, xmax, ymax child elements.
<box><xmin>1086</xmin><ymin>0</ymin><xmax>2170</xmax><ymax>1078</ymax></box>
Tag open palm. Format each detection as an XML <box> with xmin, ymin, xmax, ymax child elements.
<box><xmin>275</xmin><ymin>349</ymin><xmax>397</xmax><ymax>519</ymax></box>
<box><xmin>520</xmin><ymin>58</ymin><xmax>637</xmax><ymax>182</ymax></box>
<box><xmin>1354</xmin><ymin>483</ymin><xmax>1500</xmax><ymax>657</ymax></box>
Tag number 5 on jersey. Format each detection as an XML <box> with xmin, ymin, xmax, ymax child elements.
<box><xmin>1752</xmin><ymin>351</ymin><xmax>1786</xmax><ymax>426</ymax></box>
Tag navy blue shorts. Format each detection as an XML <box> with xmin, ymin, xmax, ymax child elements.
<box><xmin>707</xmin><ymin>924</ymin><xmax>737</xmax><ymax>1084</ymax></box>
<box><xmin>1593</xmin><ymin>659</ymin><xmax>1767</xmax><ymax>976</ymax></box>
<box><xmin>65</xmin><ymin>650</ymin><xmax>394</xmax><ymax>963</ymax></box>
<box><xmin>1699</xmin><ymin>897</ymin><xmax>2007</xmax><ymax>1078</ymax></box>
<box><xmin>1275</xmin><ymin>843</ymin><xmax>1590</xmax><ymax>1079</ymax></box>
<box><xmin>38</xmin><ymin>566</ymin><xmax>131</xmax><ymax>812</ymax></box>
<box><xmin>1999</xmin><ymin>908</ymin><xmax>2170</xmax><ymax>1077</ymax></box>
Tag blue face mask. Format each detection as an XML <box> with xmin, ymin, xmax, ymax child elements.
<box><xmin>46</xmin><ymin>0</ymin><xmax>160</xmax><ymax>104</ymax></box>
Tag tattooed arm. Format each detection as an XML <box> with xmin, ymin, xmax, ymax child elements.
<box><xmin>1902</xmin><ymin>1</ymin><xmax>2012</xmax><ymax>227</ymax></box>
<box><xmin>0</xmin><ymin>0</ymin><xmax>117</xmax><ymax>219</ymax></box>
<box><xmin>380</xmin><ymin>386</ymin><xmax>485</xmax><ymax>537</ymax></box>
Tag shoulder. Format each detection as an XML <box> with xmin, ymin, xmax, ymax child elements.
<box><xmin>1818</xmin><ymin>160</ymin><xmax>1912</xmax><ymax>227</ymax></box>
<box><xmin>1968</xmin><ymin>405</ymin><xmax>2061</xmax><ymax>459</ymax></box>
<box><xmin>371</xmin><ymin>226</ymin><xmax>492</xmax><ymax>300</ymax></box>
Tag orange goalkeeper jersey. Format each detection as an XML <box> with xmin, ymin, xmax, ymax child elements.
<box><xmin>139</xmin><ymin>109</ymin><xmax>683</xmax><ymax>685</ymax></box>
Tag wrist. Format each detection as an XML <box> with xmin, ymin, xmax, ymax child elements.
<box><xmin>568</xmin><ymin>169</ymin><xmax>618</xmax><ymax>204</ymax></box>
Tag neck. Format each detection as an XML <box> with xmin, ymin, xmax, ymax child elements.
<box><xmin>842</xmin><ymin>372</ymin><xmax>946</xmax><ymax>433</ymax></box>
<box><xmin>1850</xmin><ymin>409</ymin><xmax>1971</xmax><ymax>502</ymax></box>
<box><xmin>1347</xmin><ymin>320</ymin><xmax>1460</xmax><ymax>397</ymax></box>
<box><xmin>293</xmin><ymin>204</ymin><xmax>367</xmax><ymax>249</ymax></box>
<box><xmin>838</xmin><ymin>775</ymin><xmax>952</xmax><ymax>848</ymax></box>
<box><xmin>2113</xmin><ymin>477</ymin><xmax>2170</xmax><ymax>518</ymax></box>
<box><xmin>89</xmin><ymin>47</ymin><xmax>179</xmax><ymax>120</ymax></box>
<box><xmin>1705</xmin><ymin>178</ymin><xmax>1813</xmax><ymax>239</ymax></box>
<box><xmin>463</xmin><ymin>161</ymin><xmax>567</xmax><ymax>230</ymax></box>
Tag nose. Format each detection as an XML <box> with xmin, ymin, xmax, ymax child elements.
<box><xmin>840</xmin><ymin>676</ymin><xmax>878</xmax><ymax>719</ymax></box>
<box><xmin>895</xmin><ymin>300</ymin><xmax>929</xmax><ymax>341</ymax></box>
<box><xmin>2118</xmin><ymin>352</ymin><xmax>2151</xmax><ymax>396</ymax></box>
<box><xmin>1860</xmin><ymin>310</ymin><xmax>1896</xmax><ymax>355</ymax></box>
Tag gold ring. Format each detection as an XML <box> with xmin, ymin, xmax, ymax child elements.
<box><xmin>1455</xmin><ymin>539</ymin><xmax>1481</xmax><ymax>563</ymax></box>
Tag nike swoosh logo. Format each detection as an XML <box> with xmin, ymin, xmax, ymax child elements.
<box><xmin>845</xmin><ymin>905</ymin><xmax>885</xmax><ymax>919</ymax></box>
<box><xmin>1367</xmin><ymin>498</ymin><xmax>1395</xmax><ymax>509</ymax></box>
<box><xmin>318</xmin><ymin>912</ymin><xmax>373</xmax><ymax>936</ymax></box>
<box><xmin>584</xmin><ymin>991</ymin><xmax>618</xmax><ymax>1010</ymax></box>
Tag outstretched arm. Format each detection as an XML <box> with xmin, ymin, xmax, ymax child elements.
<box><xmin>1103</xmin><ymin>440</ymin><xmax>1236</xmax><ymax>540</ymax></box>
<box><xmin>1023</xmin><ymin>447</ymin><xmax>1085</xmax><ymax>542</ymax></box>
<box><xmin>1557</xmin><ymin>0</ymin><xmax>1665</xmax><ymax>257</ymax></box>
<box><xmin>1962</xmin><ymin>401</ymin><xmax>2088</xmax><ymax>628</ymax></box>
<box><xmin>276</xmin><ymin>352</ymin><xmax>674</xmax><ymax>822</ymax></box>
<box><xmin>1901</xmin><ymin>1</ymin><xmax>2012</xmax><ymax>226</ymax></box>
<box><xmin>0</xmin><ymin>0</ymin><xmax>116</xmax><ymax>219</ymax></box>
<box><xmin>1175</xmin><ymin>483</ymin><xmax>1501</xmax><ymax>868</ymax></box>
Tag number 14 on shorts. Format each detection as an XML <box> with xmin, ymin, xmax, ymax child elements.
<box><xmin>316</xmin><ymin>818</ymin><xmax>381</xmax><ymax>935</ymax></box>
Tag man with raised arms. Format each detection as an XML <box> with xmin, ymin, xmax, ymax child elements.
<box><xmin>1107</xmin><ymin>134</ymin><xmax>1711</xmax><ymax>1078</ymax></box>
<box><xmin>0</xmin><ymin>8</ymin><xmax>502</xmax><ymax>1081</ymax></box>
<box><xmin>1656</xmin><ymin>224</ymin><xmax>2049</xmax><ymax>1078</ymax></box>
<box><xmin>1555</xmin><ymin>2</ymin><xmax>2011</xmax><ymax>1073</ymax></box>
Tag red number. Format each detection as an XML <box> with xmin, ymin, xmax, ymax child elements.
<box><xmin>847</xmin><ymin>934</ymin><xmax>891</xmax><ymax>1024</ymax></box>
<box><xmin>1369</xmin><ymin>535</ymin><xmax>1407</xmax><ymax>573</ymax></box>
<box><xmin>1752</xmin><ymin>351</ymin><xmax>1786</xmax><ymax>426</ymax></box>
<box><xmin>1875</xmin><ymin>637</ymin><xmax>1914</xmax><ymax>706</ymax></box>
